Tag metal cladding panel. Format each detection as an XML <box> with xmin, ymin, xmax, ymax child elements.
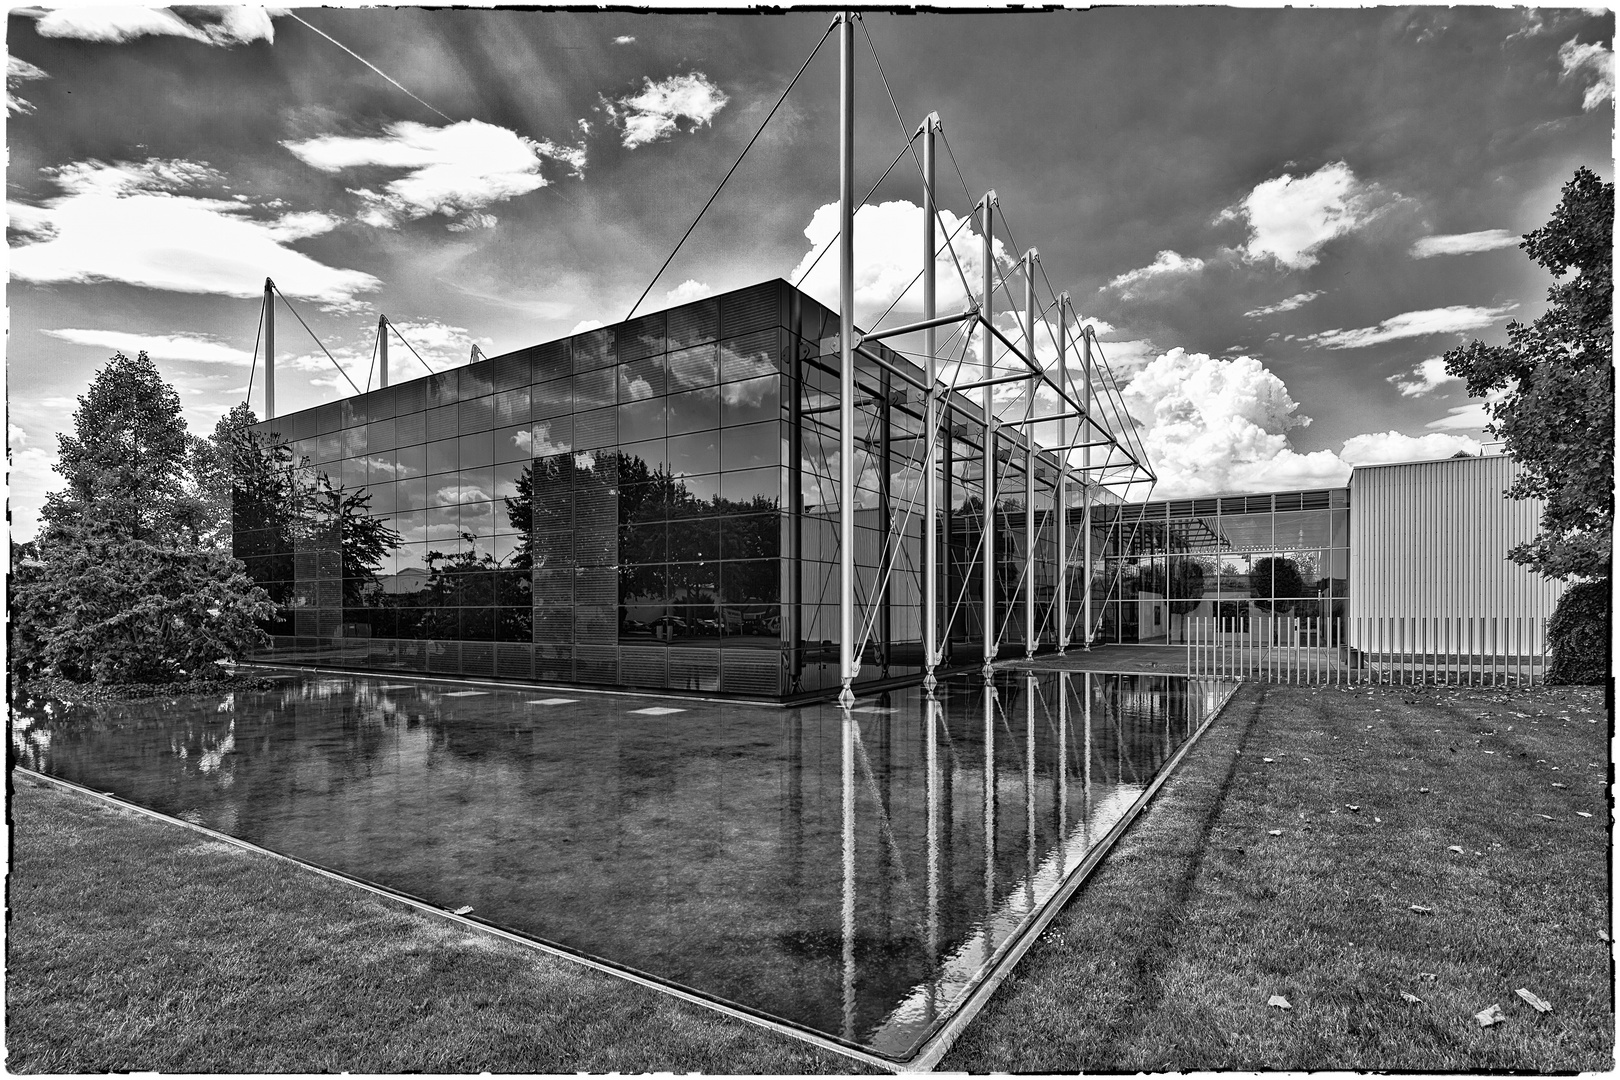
<box><xmin>1349</xmin><ymin>454</ymin><xmax>1565</xmax><ymax>654</ymax></box>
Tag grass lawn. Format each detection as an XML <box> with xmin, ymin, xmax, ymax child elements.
<box><xmin>4</xmin><ymin>778</ymin><xmax>866</xmax><ymax>1074</ymax></box>
<box><xmin>8</xmin><ymin>680</ymin><xmax>1611</xmax><ymax>1072</ymax></box>
<box><xmin>943</xmin><ymin>680</ymin><xmax>1614</xmax><ymax>1072</ymax></box>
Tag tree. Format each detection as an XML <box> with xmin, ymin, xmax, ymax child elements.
<box><xmin>1140</xmin><ymin>557</ymin><xmax>1208</xmax><ymax>643</ymax></box>
<box><xmin>1442</xmin><ymin>166</ymin><xmax>1613</xmax><ymax>583</ymax></box>
<box><xmin>1249</xmin><ymin>556</ymin><xmax>1307</xmax><ymax>615</ymax></box>
<box><xmin>14</xmin><ymin>353</ymin><xmax>275</xmax><ymax>683</ymax></box>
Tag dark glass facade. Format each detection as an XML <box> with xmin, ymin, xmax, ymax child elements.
<box><xmin>1089</xmin><ymin>489</ymin><xmax>1350</xmax><ymax>645</ymax></box>
<box><xmin>236</xmin><ymin>279</ymin><xmax>1105</xmax><ymax>699</ymax></box>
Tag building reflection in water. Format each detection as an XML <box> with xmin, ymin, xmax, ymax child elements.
<box><xmin>13</xmin><ymin>669</ymin><xmax>1231</xmax><ymax>1061</ymax></box>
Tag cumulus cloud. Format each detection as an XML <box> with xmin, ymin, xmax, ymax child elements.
<box><xmin>665</xmin><ymin>279</ymin><xmax>713</xmax><ymax>304</ymax></box>
<box><xmin>1104</xmin><ymin>250</ymin><xmax>1206</xmax><ymax>300</ymax></box>
<box><xmin>1410</xmin><ymin>229</ymin><xmax>1520</xmax><ymax>258</ymax></box>
<box><xmin>33</xmin><ymin>6</ymin><xmax>275</xmax><ymax>46</ymax></box>
<box><xmin>1305</xmin><ymin>304</ymin><xmax>1516</xmax><ymax>349</ymax></box>
<box><xmin>1386</xmin><ymin>356</ymin><xmax>1461</xmax><ymax>397</ymax></box>
<box><xmin>284</xmin><ymin>120</ymin><xmax>583</xmax><ymax>229</ymax></box>
<box><xmin>602</xmin><ymin>72</ymin><xmax>728</xmax><ymax>149</ymax></box>
<box><xmin>1559</xmin><ymin>37</ymin><xmax>1615</xmax><ymax>110</ymax></box>
<box><xmin>1340</xmin><ymin>430</ymin><xmax>1483</xmax><ymax>465</ymax></box>
<box><xmin>570</xmin><ymin>319</ymin><xmax>606</xmax><ymax>334</ymax></box>
<box><xmin>613</xmin><ymin>35</ymin><xmax>635</xmax><ymax>44</ymax></box>
<box><xmin>7</xmin><ymin>56</ymin><xmax>48</xmax><ymax>115</ymax></box>
<box><xmin>41</xmin><ymin>329</ymin><xmax>254</xmax><ymax>365</ymax></box>
<box><xmin>1120</xmin><ymin>348</ymin><xmax>1499</xmax><ymax>497</ymax></box>
<box><xmin>789</xmin><ymin>199</ymin><xmax>1007</xmax><ymax>316</ymax></box>
<box><xmin>8</xmin><ymin>158</ymin><xmax>379</xmax><ymax>305</ymax></box>
<box><xmin>1243</xmin><ymin>291</ymin><xmax>1323</xmax><ymax>318</ymax></box>
<box><xmin>1122</xmin><ymin>349</ymin><xmax>1347</xmax><ymax>496</ymax></box>
<box><xmin>1224</xmin><ymin>161</ymin><xmax>1397</xmax><ymax>269</ymax></box>
<box><xmin>1425</xmin><ymin>388</ymin><xmax>1507</xmax><ymax>432</ymax></box>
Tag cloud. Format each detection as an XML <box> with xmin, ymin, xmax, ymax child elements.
<box><xmin>613</xmin><ymin>35</ymin><xmax>635</xmax><ymax>45</ymax></box>
<box><xmin>284</xmin><ymin>120</ymin><xmax>584</xmax><ymax>229</ymax></box>
<box><xmin>1386</xmin><ymin>356</ymin><xmax>1461</xmax><ymax>397</ymax></box>
<box><xmin>665</xmin><ymin>279</ymin><xmax>713</xmax><ymax>304</ymax></box>
<box><xmin>8</xmin><ymin>158</ymin><xmax>379</xmax><ymax>305</ymax></box>
<box><xmin>570</xmin><ymin>319</ymin><xmax>606</xmax><ymax>334</ymax></box>
<box><xmin>32</xmin><ymin>6</ymin><xmax>275</xmax><ymax>46</ymax></box>
<box><xmin>602</xmin><ymin>72</ymin><xmax>728</xmax><ymax>149</ymax></box>
<box><xmin>1559</xmin><ymin>37</ymin><xmax>1615</xmax><ymax>110</ymax></box>
<box><xmin>1409</xmin><ymin>229</ymin><xmax>1520</xmax><ymax>258</ymax></box>
<box><xmin>788</xmin><ymin>199</ymin><xmax>1007</xmax><ymax>316</ymax></box>
<box><xmin>1340</xmin><ymin>430</ymin><xmax>1483</xmax><ymax>465</ymax></box>
<box><xmin>1224</xmin><ymin>162</ymin><xmax>1398</xmax><ymax>269</ymax></box>
<box><xmin>41</xmin><ymin>329</ymin><xmax>254</xmax><ymax>365</ymax></box>
<box><xmin>1425</xmin><ymin>388</ymin><xmax>1507</xmax><ymax>432</ymax></box>
<box><xmin>7</xmin><ymin>56</ymin><xmax>48</xmax><ymax>115</ymax></box>
<box><xmin>1242</xmin><ymin>291</ymin><xmax>1323</xmax><ymax>318</ymax></box>
<box><xmin>1122</xmin><ymin>349</ymin><xmax>1347</xmax><ymax>496</ymax></box>
<box><xmin>1104</xmin><ymin>250</ymin><xmax>1206</xmax><ymax>300</ymax></box>
<box><xmin>1305</xmin><ymin>304</ymin><xmax>1516</xmax><ymax>349</ymax></box>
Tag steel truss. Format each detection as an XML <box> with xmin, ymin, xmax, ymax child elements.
<box><xmin>832</xmin><ymin>12</ymin><xmax>1155</xmax><ymax>702</ymax></box>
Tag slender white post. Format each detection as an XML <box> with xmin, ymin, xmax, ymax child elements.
<box><xmin>1023</xmin><ymin>249</ymin><xmax>1038</xmax><ymax>658</ymax></box>
<box><xmin>980</xmin><ymin>193</ymin><xmax>997</xmax><ymax>674</ymax></box>
<box><xmin>378</xmin><ymin>314</ymin><xmax>389</xmax><ymax>389</ymax></box>
<box><xmin>263</xmin><ymin>278</ymin><xmax>276</xmax><ymax>419</ymax></box>
<box><xmin>921</xmin><ymin>113</ymin><xmax>940</xmax><ymax>685</ymax></box>
<box><xmin>1055</xmin><ymin>295</ymin><xmax>1069</xmax><ymax>652</ymax></box>
<box><xmin>1081</xmin><ymin>328</ymin><xmax>1094</xmax><ymax>649</ymax></box>
<box><xmin>837</xmin><ymin>11</ymin><xmax>857</xmax><ymax>706</ymax></box>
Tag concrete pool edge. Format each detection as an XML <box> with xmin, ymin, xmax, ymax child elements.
<box><xmin>13</xmin><ymin>766</ymin><xmax>901</xmax><ymax>1074</ymax></box>
<box><xmin>15</xmin><ymin>672</ymin><xmax>1243</xmax><ymax>1072</ymax></box>
<box><xmin>898</xmin><ymin>674</ymin><xmax>1245</xmax><ymax>1072</ymax></box>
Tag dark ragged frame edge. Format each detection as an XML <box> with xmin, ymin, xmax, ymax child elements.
<box><xmin>15</xmin><ymin>673</ymin><xmax>1242</xmax><ymax>1073</ymax></box>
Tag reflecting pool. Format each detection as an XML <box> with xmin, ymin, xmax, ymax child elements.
<box><xmin>11</xmin><ymin>669</ymin><xmax>1232</xmax><ymax>1061</ymax></box>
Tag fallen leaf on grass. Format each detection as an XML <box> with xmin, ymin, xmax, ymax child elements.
<box><xmin>1418</xmin><ymin>972</ymin><xmax>1437</xmax><ymax>981</ymax></box>
<box><xmin>1598</xmin><ymin>930</ymin><xmax>1610</xmax><ymax>942</ymax></box>
<box><xmin>1576</xmin><ymin>811</ymin><xmax>1593</xmax><ymax>818</ymax></box>
<box><xmin>1419</xmin><ymin>787</ymin><xmax>1431</xmax><ymax>793</ymax></box>
<box><xmin>1515</xmin><ymin>988</ymin><xmax>1552</xmax><ymax>1013</ymax></box>
<box><xmin>1447</xmin><ymin>845</ymin><xmax>1464</xmax><ymax>854</ymax></box>
<box><xmin>1482</xmin><ymin>750</ymin><xmax>1496</xmax><ymax>755</ymax></box>
<box><xmin>453</xmin><ymin>906</ymin><xmax>475</xmax><ymax>915</ymax></box>
<box><xmin>1346</xmin><ymin>804</ymin><xmax>1360</xmax><ymax>812</ymax></box>
<box><xmin>1409</xmin><ymin>904</ymin><xmax>1433</xmax><ymax>914</ymax></box>
<box><xmin>1268</xmin><ymin>995</ymin><xmax>1292</xmax><ymax>1010</ymax></box>
<box><xmin>1400</xmin><ymin>992</ymin><xmax>1423</xmax><ymax>1004</ymax></box>
<box><xmin>1475</xmin><ymin>1004</ymin><xmax>1507</xmax><ymax>1027</ymax></box>
<box><xmin>1539</xmin><ymin>814</ymin><xmax>1555</xmax><ymax>820</ymax></box>
<box><xmin>1268</xmin><ymin>829</ymin><xmax>1283</xmax><ymax>836</ymax></box>
<box><xmin>1263</xmin><ymin>757</ymin><xmax>1275</xmax><ymax>763</ymax></box>
<box><xmin>1551</xmin><ymin>782</ymin><xmax>1567</xmax><ymax>788</ymax></box>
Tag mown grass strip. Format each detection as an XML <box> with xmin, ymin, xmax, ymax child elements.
<box><xmin>5</xmin><ymin>777</ymin><xmax>872</xmax><ymax>1074</ymax></box>
<box><xmin>942</xmin><ymin>681</ymin><xmax>1612</xmax><ymax>1072</ymax></box>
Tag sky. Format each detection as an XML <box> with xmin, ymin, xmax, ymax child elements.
<box><xmin>7</xmin><ymin>4</ymin><xmax>1615</xmax><ymax>539</ymax></box>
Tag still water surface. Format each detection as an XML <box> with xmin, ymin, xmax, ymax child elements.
<box><xmin>12</xmin><ymin>669</ymin><xmax>1231</xmax><ymax>1060</ymax></box>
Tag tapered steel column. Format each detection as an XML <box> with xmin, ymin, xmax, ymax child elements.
<box><xmin>980</xmin><ymin>193</ymin><xmax>997</xmax><ymax>674</ymax></box>
<box><xmin>263</xmin><ymin>278</ymin><xmax>276</xmax><ymax>420</ymax></box>
<box><xmin>982</xmin><ymin>681</ymin><xmax>996</xmax><ymax>962</ymax></box>
<box><xmin>924</xmin><ymin>691</ymin><xmax>940</xmax><ymax>1012</ymax></box>
<box><xmin>1025</xmin><ymin>673</ymin><xmax>1036</xmax><ymax>907</ymax></box>
<box><xmin>1081</xmin><ymin>328</ymin><xmax>1094</xmax><ymax>650</ymax></box>
<box><xmin>837</xmin><ymin>11</ymin><xmax>857</xmax><ymax>705</ymax></box>
<box><xmin>378</xmin><ymin>315</ymin><xmax>389</xmax><ymax>389</ymax></box>
<box><xmin>1023</xmin><ymin>250</ymin><xmax>1037</xmax><ymax>658</ymax></box>
<box><xmin>1055</xmin><ymin>296</ymin><xmax>1070</xmax><ymax>651</ymax></box>
<box><xmin>921</xmin><ymin>113</ymin><xmax>940</xmax><ymax>686</ymax></box>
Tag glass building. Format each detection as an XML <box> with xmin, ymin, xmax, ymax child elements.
<box><xmin>235</xmin><ymin>279</ymin><xmax>1131</xmax><ymax>700</ymax></box>
<box><xmin>1090</xmin><ymin>489</ymin><xmax>1350</xmax><ymax>646</ymax></box>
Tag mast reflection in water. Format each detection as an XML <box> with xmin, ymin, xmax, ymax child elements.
<box><xmin>12</xmin><ymin>669</ymin><xmax>1233</xmax><ymax>1060</ymax></box>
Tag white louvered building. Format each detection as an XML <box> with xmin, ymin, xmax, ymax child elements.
<box><xmin>1347</xmin><ymin>452</ymin><xmax>1565</xmax><ymax>659</ymax></box>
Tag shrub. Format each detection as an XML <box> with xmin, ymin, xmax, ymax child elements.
<box><xmin>1547</xmin><ymin>579</ymin><xmax>1610</xmax><ymax>685</ymax></box>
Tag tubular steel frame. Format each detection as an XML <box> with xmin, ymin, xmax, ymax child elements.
<box><xmin>832</xmin><ymin>11</ymin><xmax>1154</xmax><ymax>700</ymax></box>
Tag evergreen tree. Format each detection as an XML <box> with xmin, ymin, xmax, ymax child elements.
<box><xmin>15</xmin><ymin>353</ymin><xmax>274</xmax><ymax>684</ymax></box>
